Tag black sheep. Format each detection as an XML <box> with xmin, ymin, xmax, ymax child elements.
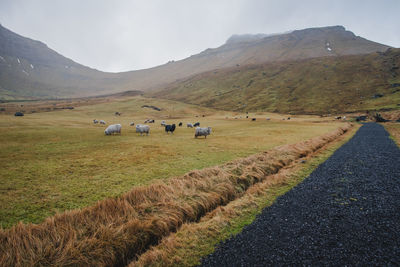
<box><xmin>165</xmin><ymin>124</ymin><xmax>176</xmax><ymax>133</ymax></box>
<box><xmin>193</xmin><ymin>122</ymin><xmax>200</xmax><ymax>127</ymax></box>
<box><xmin>178</xmin><ymin>122</ymin><xmax>183</xmax><ymax>127</ymax></box>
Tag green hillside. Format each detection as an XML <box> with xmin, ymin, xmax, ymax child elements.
<box><xmin>151</xmin><ymin>48</ymin><xmax>400</xmax><ymax>114</ymax></box>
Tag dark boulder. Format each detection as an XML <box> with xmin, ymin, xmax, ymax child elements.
<box><xmin>356</xmin><ymin>115</ymin><xmax>367</xmax><ymax>122</ymax></box>
<box><xmin>373</xmin><ymin>93</ymin><xmax>384</xmax><ymax>98</ymax></box>
<box><xmin>391</xmin><ymin>83</ymin><xmax>400</xmax><ymax>88</ymax></box>
<box><xmin>141</xmin><ymin>105</ymin><xmax>161</xmax><ymax>111</ymax></box>
<box><xmin>373</xmin><ymin>113</ymin><xmax>388</xmax><ymax>122</ymax></box>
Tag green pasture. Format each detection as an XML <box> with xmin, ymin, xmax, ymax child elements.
<box><xmin>0</xmin><ymin>96</ymin><xmax>342</xmax><ymax>228</ymax></box>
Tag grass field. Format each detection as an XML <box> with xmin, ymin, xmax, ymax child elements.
<box><xmin>0</xmin><ymin>96</ymin><xmax>344</xmax><ymax>228</ymax></box>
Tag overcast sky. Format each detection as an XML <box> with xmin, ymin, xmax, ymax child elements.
<box><xmin>1</xmin><ymin>0</ymin><xmax>399</xmax><ymax>72</ymax></box>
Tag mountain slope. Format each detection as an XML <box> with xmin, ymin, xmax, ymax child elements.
<box><xmin>174</xmin><ymin>25</ymin><xmax>389</xmax><ymax>70</ymax></box>
<box><xmin>122</xmin><ymin>25</ymin><xmax>390</xmax><ymax>94</ymax></box>
<box><xmin>0</xmin><ymin>24</ymin><xmax>134</xmax><ymax>99</ymax></box>
<box><xmin>0</xmin><ymin>25</ymin><xmax>391</xmax><ymax>100</ymax></box>
<box><xmin>151</xmin><ymin>48</ymin><xmax>400</xmax><ymax>114</ymax></box>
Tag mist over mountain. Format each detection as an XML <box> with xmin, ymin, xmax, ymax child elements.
<box><xmin>0</xmin><ymin>24</ymin><xmax>392</xmax><ymax>100</ymax></box>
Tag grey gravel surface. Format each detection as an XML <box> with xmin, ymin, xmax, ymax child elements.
<box><xmin>201</xmin><ymin>123</ymin><xmax>400</xmax><ymax>266</ymax></box>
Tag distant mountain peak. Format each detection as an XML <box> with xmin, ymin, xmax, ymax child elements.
<box><xmin>225</xmin><ymin>31</ymin><xmax>293</xmax><ymax>44</ymax></box>
<box><xmin>225</xmin><ymin>25</ymin><xmax>351</xmax><ymax>45</ymax></box>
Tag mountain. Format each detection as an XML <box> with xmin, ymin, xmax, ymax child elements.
<box><xmin>125</xmin><ymin>25</ymin><xmax>391</xmax><ymax>94</ymax></box>
<box><xmin>151</xmin><ymin>48</ymin><xmax>400</xmax><ymax>114</ymax></box>
<box><xmin>0</xmin><ymin>25</ymin><xmax>392</xmax><ymax>100</ymax></box>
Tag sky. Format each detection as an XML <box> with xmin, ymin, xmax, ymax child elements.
<box><xmin>0</xmin><ymin>0</ymin><xmax>399</xmax><ymax>73</ymax></box>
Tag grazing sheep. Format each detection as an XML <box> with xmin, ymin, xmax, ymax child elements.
<box><xmin>104</xmin><ymin>124</ymin><xmax>122</xmax><ymax>135</ymax></box>
<box><xmin>99</xmin><ymin>120</ymin><xmax>106</xmax><ymax>125</ymax></box>
<box><xmin>287</xmin><ymin>117</ymin><xmax>291</xmax><ymax>120</ymax></box>
<box><xmin>136</xmin><ymin>124</ymin><xmax>150</xmax><ymax>135</ymax></box>
<box><xmin>14</xmin><ymin>112</ymin><xmax>24</xmax><ymax>116</ymax></box>
<box><xmin>252</xmin><ymin>118</ymin><xmax>256</xmax><ymax>121</ymax></box>
<box><xmin>195</xmin><ymin>127</ymin><xmax>212</xmax><ymax>138</ymax></box>
<box><xmin>193</xmin><ymin>122</ymin><xmax>200</xmax><ymax>127</ymax></box>
<box><xmin>161</xmin><ymin>120</ymin><xmax>166</xmax><ymax>126</ymax></box>
<box><xmin>130</xmin><ymin>122</ymin><xmax>135</xmax><ymax>126</ymax></box>
<box><xmin>93</xmin><ymin>119</ymin><xmax>99</xmax><ymax>124</ymax></box>
<box><xmin>165</xmin><ymin>124</ymin><xmax>176</xmax><ymax>134</ymax></box>
<box><xmin>179</xmin><ymin>122</ymin><xmax>183</xmax><ymax>127</ymax></box>
<box><xmin>115</xmin><ymin>112</ymin><xmax>121</xmax><ymax>116</ymax></box>
<box><xmin>144</xmin><ymin>119</ymin><xmax>155</xmax><ymax>123</ymax></box>
<box><xmin>187</xmin><ymin>123</ymin><xmax>193</xmax><ymax>128</ymax></box>
<box><xmin>266</xmin><ymin>118</ymin><xmax>271</xmax><ymax>120</ymax></box>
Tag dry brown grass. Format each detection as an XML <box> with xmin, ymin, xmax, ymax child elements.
<box><xmin>381</xmin><ymin>110</ymin><xmax>400</xmax><ymax>121</ymax></box>
<box><xmin>0</xmin><ymin>123</ymin><xmax>352</xmax><ymax>266</ymax></box>
<box><xmin>0</xmin><ymin>92</ymin><xmax>144</xmax><ymax>115</ymax></box>
<box><xmin>385</xmin><ymin>123</ymin><xmax>400</xmax><ymax>146</ymax></box>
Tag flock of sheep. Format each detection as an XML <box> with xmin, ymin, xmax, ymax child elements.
<box><xmin>93</xmin><ymin>119</ymin><xmax>212</xmax><ymax>138</ymax></box>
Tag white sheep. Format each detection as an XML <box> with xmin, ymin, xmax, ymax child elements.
<box><xmin>187</xmin><ymin>123</ymin><xmax>193</xmax><ymax>128</ymax></box>
<box><xmin>104</xmin><ymin>124</ymin><xmax>122</xmax><ymax>135</ymax></box>
<box><xmin>93</xmin><ymin>119</ymin><xmax>99</xmax><ymax>124</ymax></box>
<box><xmin>99</xmin><ymin>120</ymin><xmax>106</xmax><ymax>125</ymax></box>
<box><xmin>136</xmin><ymin>124</ymin><xmax>150</xmax><ymax>135</ymax></box>
<box><xmin>195</xmin><ymin>127</ymin><xmax>212</xmax><ymax>138</ymax></box>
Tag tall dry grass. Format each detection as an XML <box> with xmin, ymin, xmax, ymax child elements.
<box><xmin>0</xmin><ymin>123</ymin><xmax>351</xmax><ymax>266</ymax></box>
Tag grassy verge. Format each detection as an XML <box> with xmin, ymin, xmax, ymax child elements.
<box><xmin>130</xmin><ymin>124</ymin><xmax>360</xmax><ymax>267</ymax></box>
<box><xmin>384</xmin><ymin>123</ymin><xmax>400</xmax><ymax>147</ymax></box>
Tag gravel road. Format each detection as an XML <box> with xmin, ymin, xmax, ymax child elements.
<box><xmin>201</xmin><ymin>123</ymin><xmax>400</xmax><ymax>266</ymax></box>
